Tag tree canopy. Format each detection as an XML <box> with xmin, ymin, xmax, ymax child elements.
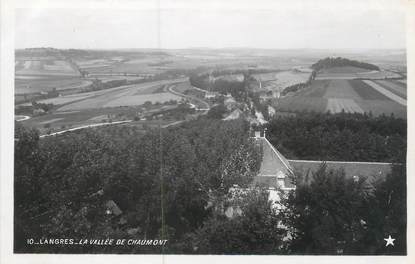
<box><xmin>311</xmin><ymin>57</ymin><xmax>380</xmax><ymax>71</ymax></box>
<box><xmin>14</xmin><ymin>119</ymin><xmax>261</xmax><ymax>253</ymax></box>
<box><xmin>266</xmin><ymin>112</ymin><xmax>406</xmax><ymax>162</ymax></box>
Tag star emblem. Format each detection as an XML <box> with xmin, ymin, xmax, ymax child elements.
<box><xmin>384</xmin><ymin>235</ymin><xmax>395</xmax><ymax>247</ymax></box>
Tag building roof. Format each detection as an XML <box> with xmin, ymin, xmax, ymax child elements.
<box><xmin>289</xmin><ymin>159</ymin><xmax>392</xmax><ymax>185</ymax></box>
<box><xmin>256</xmin><ymin>137</ymin><xmax>293</xmax><ymax>177</ymax></box>
<box><xmin>105</xmin><ymin>200</ymin><xmax>123</xmax><ymax>216</ymax></box>
<box><xmin>251</xmin><ymin>137</ymin><xmax>394</xmax><ymax>190</ymax></box>
<box><xmin>253</xmin><ymin>137</ymin><xmax>295</xmax><ymax>189</ymax></box>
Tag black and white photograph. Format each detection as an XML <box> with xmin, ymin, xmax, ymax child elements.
<box><xmin>1</xmin><ymin>0</ymin><xmax>413</xmax><ymax>262</ymax></box>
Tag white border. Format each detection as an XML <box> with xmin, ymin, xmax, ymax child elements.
<box><xmin>1</xmin><ymin>1</ymin><xmax>414</xmax><ymax>263</ymax></box>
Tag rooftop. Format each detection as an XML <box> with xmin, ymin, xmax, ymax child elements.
<box><xmin>252</xmin><ymin>135</ymin><xmax>393</xmax><ymax>190</ymax></box>
<box><xmin>253</xmin><ymin>136</ymin><xmax>295</xmax><ymax>189</ymax></box>
<box><xmin>289</xmin><ymin>159</ymin><xmax>392</xmax><ymax>186</ymax></box>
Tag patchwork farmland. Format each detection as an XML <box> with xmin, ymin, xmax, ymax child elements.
<box><xmin>16</xmin><ymin>78</ymin><xmax>203</xmax><ymax>134</ymax></box>
<box><xmin>15</xmin><ymin>77</ymin><xmax>92</xmax><ymax>95</ymax></box>
<box><xmin>46</xmin><ymin>79</ymin><xmax>185</xmax><ymax>111</ymax></box>
<box><xmin>15</xmin><ymin>59</ymin><xmax>80</xmax><ymax>77</ymax></box>
<box><xmin>252</xmin><ymin>70</ymin><xmax>310</xmax><ymax>92</ymax></box>
<box><xmin>314</xmin><ymin>66</ymin><xmax>402</xmax><ymax>80</ymax></box>
<box><xmin>275</xmin><ymin>79</ymin><xmax>406</xmax><ymax>118</ymax></box>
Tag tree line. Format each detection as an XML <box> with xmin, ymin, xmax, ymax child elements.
<box><xmin>14</xmin><ymin>112</ymin><xmax>406</xmax><ymax>254</ymax></box>
<box><xmin>266</xmin><ymin>112</ymin><xmax>406</xmax><ymax>162</ymax></box>
<box><xmin>14</xmin><ymin>119</ymin><xmax>261</xmax><ymax>253</ymax></box>
<box><xmin>311</xmin><ymin>57</ymin><xmax>380</xmax><ymax>71</ymax></box>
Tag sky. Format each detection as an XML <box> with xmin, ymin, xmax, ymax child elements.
<box><xmin>14</xmin><ymin>0</ymin><xmax>407</xmax><ymax>50</ymax></box>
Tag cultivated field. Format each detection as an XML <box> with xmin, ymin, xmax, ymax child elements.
<box><xmin>275</xmin><ymin>79</ymin><xmax>406</xmax><ymax>118</ymax></box>
<box><xmin>362</xmin><ymin>80</ymin><xmax>406</xmax><ymax>106</ymax></box>
<box><xmin>79</xmin><ymin>55</ymin><xmax>178</xmax><ymax>75</ymax></box>
<box><xmin>85</xmin><ymin>75</ymin><xmax>145</xmax><ymax>82</ymax></box>
<box><xmin>53</xmin><ymin>79</ymin><xmax>185</xmax><ymax>111</ymax></box>
<box><xmin>15</xmin><ymin>77</ymin><xmax>91</xmax><ymax>94</ymax></box>
<box><xmin>20</xmin><ymin>107</ymin><xmax>135</xmax><ymax>134</ymax></box>
<box><xmin>15</xmin><ymin>59</ymin><xmax>80</xmax><ymax>76</ymax></box>
<box><xmin>315</xmin><ymin>66</ymin><xmax>402</xmax><ymax>80</ymax></box>
<box><xmin>76</xmin><ymin>58</ymin><xmax>122</xmax><ymax>69</ymax></box>
<box><xmin>19</xmin><ymin>100</ymin><xmax>185</xmax><ymax>135</ymax></box>
<box><xmin>253</xmin><ymin>70</ymin><xmax>311</xmax><ymax>92</ymax></box>
<box><xmin>18</xmin><ymin>79</ymin><xmax>185</xmax><ymax>110</ymax></box>
<box><xmin>374</xmin><ymin>80</ymin><xmax>407</xmax><ymax>99</ymax></box>
<box><xmin>102</xmin><ymin>93</ymin><xmax>181</xmax><ymax>108</ymax></box>
<box><xmin>326</xmin><ymin>98</ymin><xmax>364</xmax><ymax>114</ymax></box>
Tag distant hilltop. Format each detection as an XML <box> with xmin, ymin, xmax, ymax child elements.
<box><xmin>311</xmin><ymin>57</ymin><xmax>380</xmax><ymax>71</ymax></box>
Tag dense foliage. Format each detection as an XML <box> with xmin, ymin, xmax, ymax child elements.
<box><xmin>14</xmin><ymin>111</ymin><xmax>407</xmax><ymax>255</ymax></box>
<box><xmin>267</xmin><ymin>112</ymin><xmax>406</xmax><ymax>162</ymax></box>
<box><xmin>188</xmin><ymin>69</ymin><xmax>278</xmax><ymax>101</ymax></box>
<box><xmin>189</xmin><ymin>73</ymin><xmax>248</xmax><ymax>101</ymax></box>
<box><xmin>311</xmin><ymin>57</ymin><xmax>380</xmax><ymax>71</ymax></box>
<box><xmin>282</xmin><ymin>158</ymin><xmax>406</xmax><ymax>255</ymax></box>
<box><xmin>14</xmin><ymin>119</ymin><xmax>262</xmax><ymax>253</ymax></box>
<box><xmin>187</xmin><ymin>189</ymin><xmax>288</xmax><ymax>254</ymax></box>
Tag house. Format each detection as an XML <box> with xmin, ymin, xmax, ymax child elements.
<box><xmin>252</xmin><ymin>131</ymin><xmax>295</xmax><ymax>191</ymax></box>
<box><xmin>105</xmin><ymin>200</ymin><xmax>122</xmax><ymax>216</ymax></box>
<box><xmin>288</xmin><ymin>159</ymin><xmax>392</xmax><ymax>188</ymax></box>
<box><xmin>219</xmin><ymin>130</ymin><xmax>394</xmax><ymax>221</ymax></box>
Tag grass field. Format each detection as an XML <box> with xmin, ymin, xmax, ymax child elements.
<box><xmin>315</xmin><ymin>66</ymin><xmax>402</xmax><ymax>80</ymax></box>
<box><xmin>56</xmin><ymin>81</ymin><xmax>183</xmax><ymax>111</ymax></box>
<box><xmin>374</xmin><ymin>80</ymin><xmax>407</xmax><ymax>99</ymax></box>
<box><xmin>20</xmin><ymin>104</ymin><xmax>180</xmax><ymax>135</ymax></box>
<box><xmin>134</xmin><ymin>84</ymin><xmax>166</xmax><ymax>95</ymax></box>
<box><xmin>102</xmin><ymin>93</ymin><xmax>181</xmax><ymax>108</ymax></box>
<box><xmin>362</xmin><ymin>80</ymin><xmax>406</xmax><ymax>106</ymax></box>
<box><xmin>275</xmin><ymin>79</ymin><xmax>406</xmax><ymax>118</ymax></box>
<box><xmin>322</xmin><ymin>79</ymin><xmax>361</xmax><ymax>99</ymax></box>
<box><xmin>80</xmin><ymin>56</ymin><xmax>173</xmax><ymax>74</ymax></box>
<box><xmin>15</xmin><ymin>59</ymin><xmax>80</xmax><ymax>76</ymax></box>
<box><xmin>326</xmin><ymin>98</ymin><xmax>364</xmax><ymax>114</ymax></box>
<box><xmin>18</xmin><ymin>79</ymin><xmax>184</xmax><ymax>110</ymax></box>
<box><xmin>348</xmin><ymin>80</ymin><xmax>390</xmax><ymax>100</ymax></box>
<box><xmin>15</xmin><ymin>77</ymin><xmax>91</xmax><ymax>94</ymax></box>
<box><xmin>86</xmin><ymin>76</ymin><xmax>145</xmax><ymax>82</ymax></box>
<box><xmin>64</xmin><ymin>80</ymin><xmax>185</xmax><ymax>110</ymax></box>
<box><xmin>21</xmin><ymin>108</ymin><xmax>128</xmax><ymax>132</ymax></box>
<box><xmin>253</xmin><ymin>70</ymin><xmax>310</xmax><ymax>92</ymax></box>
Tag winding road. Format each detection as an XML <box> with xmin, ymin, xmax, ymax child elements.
<box><xmin>167</xmin><ymin>84</ymin><xmax>210</xmax><ymax>112</ymax></box>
